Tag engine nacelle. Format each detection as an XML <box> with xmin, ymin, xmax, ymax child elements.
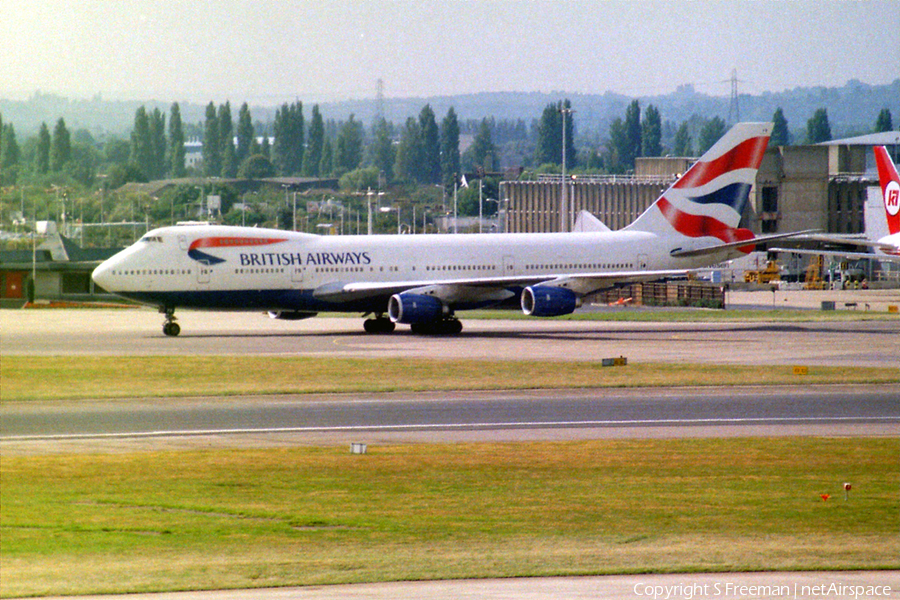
<box><xmin>267</xmin><ymin>311</ymin><xmax>318</xmax><ymax>320</ymax></box>
<box><xmin>521</xmin><ymin>285</ymin><xmax>579</xmax><ymax>317</ymax></box>
<box><xmin>388</xmin><ymin>293</ymin><xmax>445</xmax><ymax>324</ymax></box>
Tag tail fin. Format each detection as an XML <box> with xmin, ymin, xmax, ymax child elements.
<box><xmin>626</xmin><ymin>122</ymin><xmax>772</xmax><ymax>251</ymax></box>
<box><xmin>874</xmin><ymin>146</ymin><xmax>900</xmax><ymax>236</ymax></box>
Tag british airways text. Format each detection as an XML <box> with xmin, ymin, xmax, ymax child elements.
<box><xmin>239</xmin><ymin>252</ymin><xmax>372</xmax><ymax>266</ymax></box>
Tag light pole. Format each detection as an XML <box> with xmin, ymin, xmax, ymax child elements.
<box><xmin>367</xmin><ymin>189</ymin><xmax>384</xmax><ymax>235</ymax></box>
<box><xmin>453</xmin><ymin>176</ymin><xmax>458</xmax><ymax>234</ymax></box>
<box><xmin>478</xmin><ymin>178</ymin><xmax>483</xmax><ymax>233</ymax></box>
<box><xmin>560</xmin><ymin>105</ymin><xmax>574</xmax><ymax>232</ymax></box>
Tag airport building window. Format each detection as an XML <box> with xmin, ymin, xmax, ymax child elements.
<box><xmin>761</xmin><ymin>187</ymin><xmax>778</xmax><ymax>213</ymax></box>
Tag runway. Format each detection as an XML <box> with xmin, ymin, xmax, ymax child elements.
<box><xmin>3</xmin><ymin>306</ymin><xmax>900</xmax><ymax>367</ymax></box>
<box><xmin>3</xmin><ymin>306</ymin><xmax>899</xmax><ymax>453</ymax></box>
<box><xmin>3</xmin><ymin>385</ymin><xmax>898</xmax><ymax>455</ymax></box>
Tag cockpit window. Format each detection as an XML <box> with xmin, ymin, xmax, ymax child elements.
<box><xmin>140</xmin><ymin>235</ymin><xmax>164</xmax><ymax>243</ymax></box>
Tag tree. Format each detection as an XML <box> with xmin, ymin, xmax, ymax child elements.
<box><xmin>875</xmin><ymin>108</ymin><xmax>893</xmax><ymax>133</ymax></box>
<box><xmin>607</xmin><ymin>117</ymin><xmax>628</xmax><ymax>172</ymax></box>
<box><xmin>303</xmin><ymin>105</ymin><xmax>325</xmax><ymax>177</ymax></box>
<box><xmin>339</xmin><ymin>166</ymin><xmax>379</xmax><ymax>193</ymax></box>
<box><xmin>66</xmin><ymin>141</ymin><xmax>99</xmax><ymax>186</ymax></box>
<box><xmin>371</xmin><ymin>118</ymin><xmax>395</xmax><ymax>183</ymax></box>
<box><xmin>218</xmin><ymin>102</ymin><xmax>236</xmax><ymax>177</ymax></box>
<box><xmin>236</xmin><ymin>103</ymin><xmax>254</xmax><ymax>168</ymax></box>
<box><xmin>0</xmin><ymin>118</ymin><xmax>20</xmax><ymax>185</ymax></box>
<box><xmin>130</xmin><ymin>107</ymin><xmax>153</xmax><ymax>178</ymax></box>
<box><xmin>623</xmin><ymin>100</ymin><xmax>642</xmax><ymax>166</ymax></box>
<box><xmin>334</xmin><ymin>114</ymin><xmax>364</xmax><ymax>175</ymax></box>
<box><xmin>395</xmin><ymin>116</ymin><xmax>423</xmax><ymax>182</ymax></box>
<box><xmin>673</xmin><ymin>122</ymin><xmax>692</xmax><ymax>156</ymax></box>
<box><xmin>237</xmin><ymin>154</ymin><xmax>275</xmax><ymax>179</ymax></box>
<box><xmin>535</xmin><ymin>103</ymin><xmax>560</xmax><ymax>165</ymax></box>
<box><xmin>1</xmin><ymin>119</ymin><xmax>18</xmax><ymax>169</ymax></box>
<box><xmin>168</xmin><ymin>103</ymin><xmax>186</xmax><ymax>178</ymax></box>
<box><xmin>534</xmin><ymin>100</ymin><xmax>575</xmax><ymax>167</ymax></box>
<box><xmin>50</xmin><ymin>117</ymin><xmax>71</xmax><ymax>172</ymax></box>
<box><xmin>202</xmin><ymin>102</ymin><xmax>221</xmax><ymax>176</ymax></box>
<box><xmin>35</xmin><ymin>122</ymin><xmax>51</xmax><ymax>174</ymax></box>
<box><xmin>440</xmin><ymin>107</ymin><xmax>460</xmax><ymax>193</ymax></box>
<box><xmin>641</xmin><ymin>104</ymin><xmax>662</xmax><ymax>157</ymax></box>
<box><xmin>149</xmin><ymin>107</ymin><xmax>166</xmax><ymax>179</ymax></box>
<box><xmin>471</xmin><ymin>118</ymin><xmax>498</xmax><ymax>172</ymax></box>
<box><xmin>272</xmin><ymin>101</ymin><xmax>304</xmax><ymax>175</ymax></box>
<box><xmin>697</xmin><ymin>116</ymin><xmax>727</xmax><ymax>154</ymax></box>
<box><xmin>419</xmin><ymin>105</ymin><xmax>441</xmax><ymax>184</ymax></box>
<box><xmin>319</xmin><ymin>136</ymin><xmax>333</xmax><ymax>176</ymax></box>
<box><xmin>771</xmin><ymin>108</ymin><xmax>790</xmax><ymax>146</ymax></box>
<box><xmin>806</xmin><ymin>108</ymin><xmax>831</xmax><ymax>143</ymax></box>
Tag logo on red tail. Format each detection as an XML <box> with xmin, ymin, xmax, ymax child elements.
<box><xmin>885</xmin><ymin>181</ymin><xmax>900</xmax><ymax>217</ymax></box>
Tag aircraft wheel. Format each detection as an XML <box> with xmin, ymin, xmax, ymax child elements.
<box><xmin>163</xmin><ymin>322</ymin><xmax>181</xmax><ymax>337</ymax></box>
<box><xmin>363</xmin><ymin>318</ymin><xmax>395</xmax><ymax>334</ymax></box>
<box><xmin>446</xmin><ymin>319</ymin><xmax>463</xmax><ymax>335</ymax></box>
<box><xmin>410</xmin><ymin>318</ymin><xmax>462</xmax><ymax>335</ymax></box>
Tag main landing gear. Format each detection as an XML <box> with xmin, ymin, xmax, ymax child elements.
<box><xmin>362</xmin><ymin>314</ymin><xmax>463</xmax><ymax>335</ymax></box>
<box><xmin>160</xmin><ymin>306</ymin><xmax>180</xmax><ymax>337</ymax></box>
<box><xmin>410</xmin><ymin>317</ymin><xmax>463</xmax><ymax>335</ymax></box>
<box><xmin>363</xmin><ymin>314</ymin><xmax>395</xmax><ymax>334</ymax></box>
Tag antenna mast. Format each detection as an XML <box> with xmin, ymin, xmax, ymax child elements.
<box><xmin>728</xmin><ymin>69</ymin><xmax>741</xmax><ymax>123</ymax></box>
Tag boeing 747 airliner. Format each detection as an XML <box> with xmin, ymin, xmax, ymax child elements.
<box><xmin>92</xmin><ymin>122</ymin><xmax>804</xmax><ymax>336</ymax></box>
<box><xmin>773</xmin><ymin>145</ymin><xmax>900</xmax><ymax>263</ymax></box>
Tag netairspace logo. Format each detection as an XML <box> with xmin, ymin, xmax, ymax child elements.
<box><xmin>632</xmin><ymin>581</ymin><xmax>892</xmax><ymax>599</ymax></box>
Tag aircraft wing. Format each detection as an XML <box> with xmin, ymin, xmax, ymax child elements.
<box><xmin>770</xmin><ymin>247</ymin><xmax>900</xmax><ymax>263</ymax></box>
<box><xmin>669</xmin><ymin>230</ymin><xmax>820</xmax><ymax>258</ymax></box>
<box><xmin>313</xmin><ymin>269</ymin><xmax>690</xmax><ymax>305</ymax></box>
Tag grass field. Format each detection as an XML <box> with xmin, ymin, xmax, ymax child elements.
<box><xmin>3</xmin><ymin>308</ymin><xmax>898</xmax><ymax>596</ymax></box>
<box><xmin>3</xmin><ymin>355</ymin><xmax>900</xmax><ymax>402</ymax></box>
<box><xmin>2</xmin><ymin>437</ymin><xmax>898</xmax><ymax>597</ymax></box>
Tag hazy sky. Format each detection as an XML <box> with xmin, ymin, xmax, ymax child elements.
<box><xmin>4</xmin><ymin>0</ymin><xmax>898</xmax><ymax>104</ymax></box>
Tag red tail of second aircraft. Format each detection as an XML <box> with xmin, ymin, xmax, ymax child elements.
<box><xmin>874</xmin><ymin>145</ymin><xmax>900</xmax><ymax>236</ymax></box>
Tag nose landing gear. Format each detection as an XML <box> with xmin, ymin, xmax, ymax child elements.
<box><xmin>160</xmin><ymin>306</ymin><xmax>180</xmax><ymax>337</ymax></box>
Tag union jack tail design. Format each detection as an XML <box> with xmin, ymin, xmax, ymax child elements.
<box><xmin>874</xmin><ymin>146</ymin><xmax>900</xmax><ymax>236</ymax></box>
<box><xmin>626</xmin><ymin>122</ymin><xmax>772</xmax><ymax>254</ymax></box>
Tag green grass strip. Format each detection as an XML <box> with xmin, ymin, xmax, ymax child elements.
<box><xmin>2</xmin><ymin>438</ymin><xmax>897</xmax><ymax>597</ymax></box>
<box><xmin>3</xmin><ymin>356</ymin><xmax>899</xmax><ymax>402</ymax></box>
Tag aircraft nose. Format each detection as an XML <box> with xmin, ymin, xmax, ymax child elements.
<box><xmin>91</xmin><ymin>259</ymin><xmax>116</xmax><ymax>292</ymax></box>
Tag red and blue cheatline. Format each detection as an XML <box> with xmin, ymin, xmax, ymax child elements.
<box><xmin>187</xmin><ymin>237</ymin><xmax>288</xmax><ymax>265</ymax></box>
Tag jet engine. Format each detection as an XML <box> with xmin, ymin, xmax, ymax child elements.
<box><xmin>388</xmin><ymin>293</ymin><xmax>445</xmax><ymax>324</ymax></box>
<box><xmin>267</xmin><ymin>311</ymin><xmax>318</xmax><ymax>320</ymax></box>
<box><xmin>521</xmin><ymin>285</ymin><xmax>579</xmax><ymax>317</ymax></box>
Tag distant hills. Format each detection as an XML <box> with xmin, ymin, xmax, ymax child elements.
<box><xmin>2</xmin><ymin>79</ymin><xmax>898</xmax><ymax>141</ymax></box>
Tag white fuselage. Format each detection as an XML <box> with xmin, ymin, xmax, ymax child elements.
<box><xmin>91</xmin><ymin>224</ymin><xmax>725</xmax><ymax>314</ymax></box>
<box><xmin>875</xmin><ymin>232</ymin><xmax>900</xmax><ymax>257</ymax></box>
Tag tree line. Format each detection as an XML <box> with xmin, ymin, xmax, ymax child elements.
<box><xmin>1</xmin><ymin>101</ymin><xmax>895</xmax><ymax>190</ymax></box>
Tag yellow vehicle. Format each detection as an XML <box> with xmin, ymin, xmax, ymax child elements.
<box><xmin>744</xmin><ymin>260</ymin><xmax>781</xmax><ymax>284</ymax></box>
<box><xmin>804</xmin><ymin>256</ymin><xmax>826</xmax><ymax>290</ymax></box>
